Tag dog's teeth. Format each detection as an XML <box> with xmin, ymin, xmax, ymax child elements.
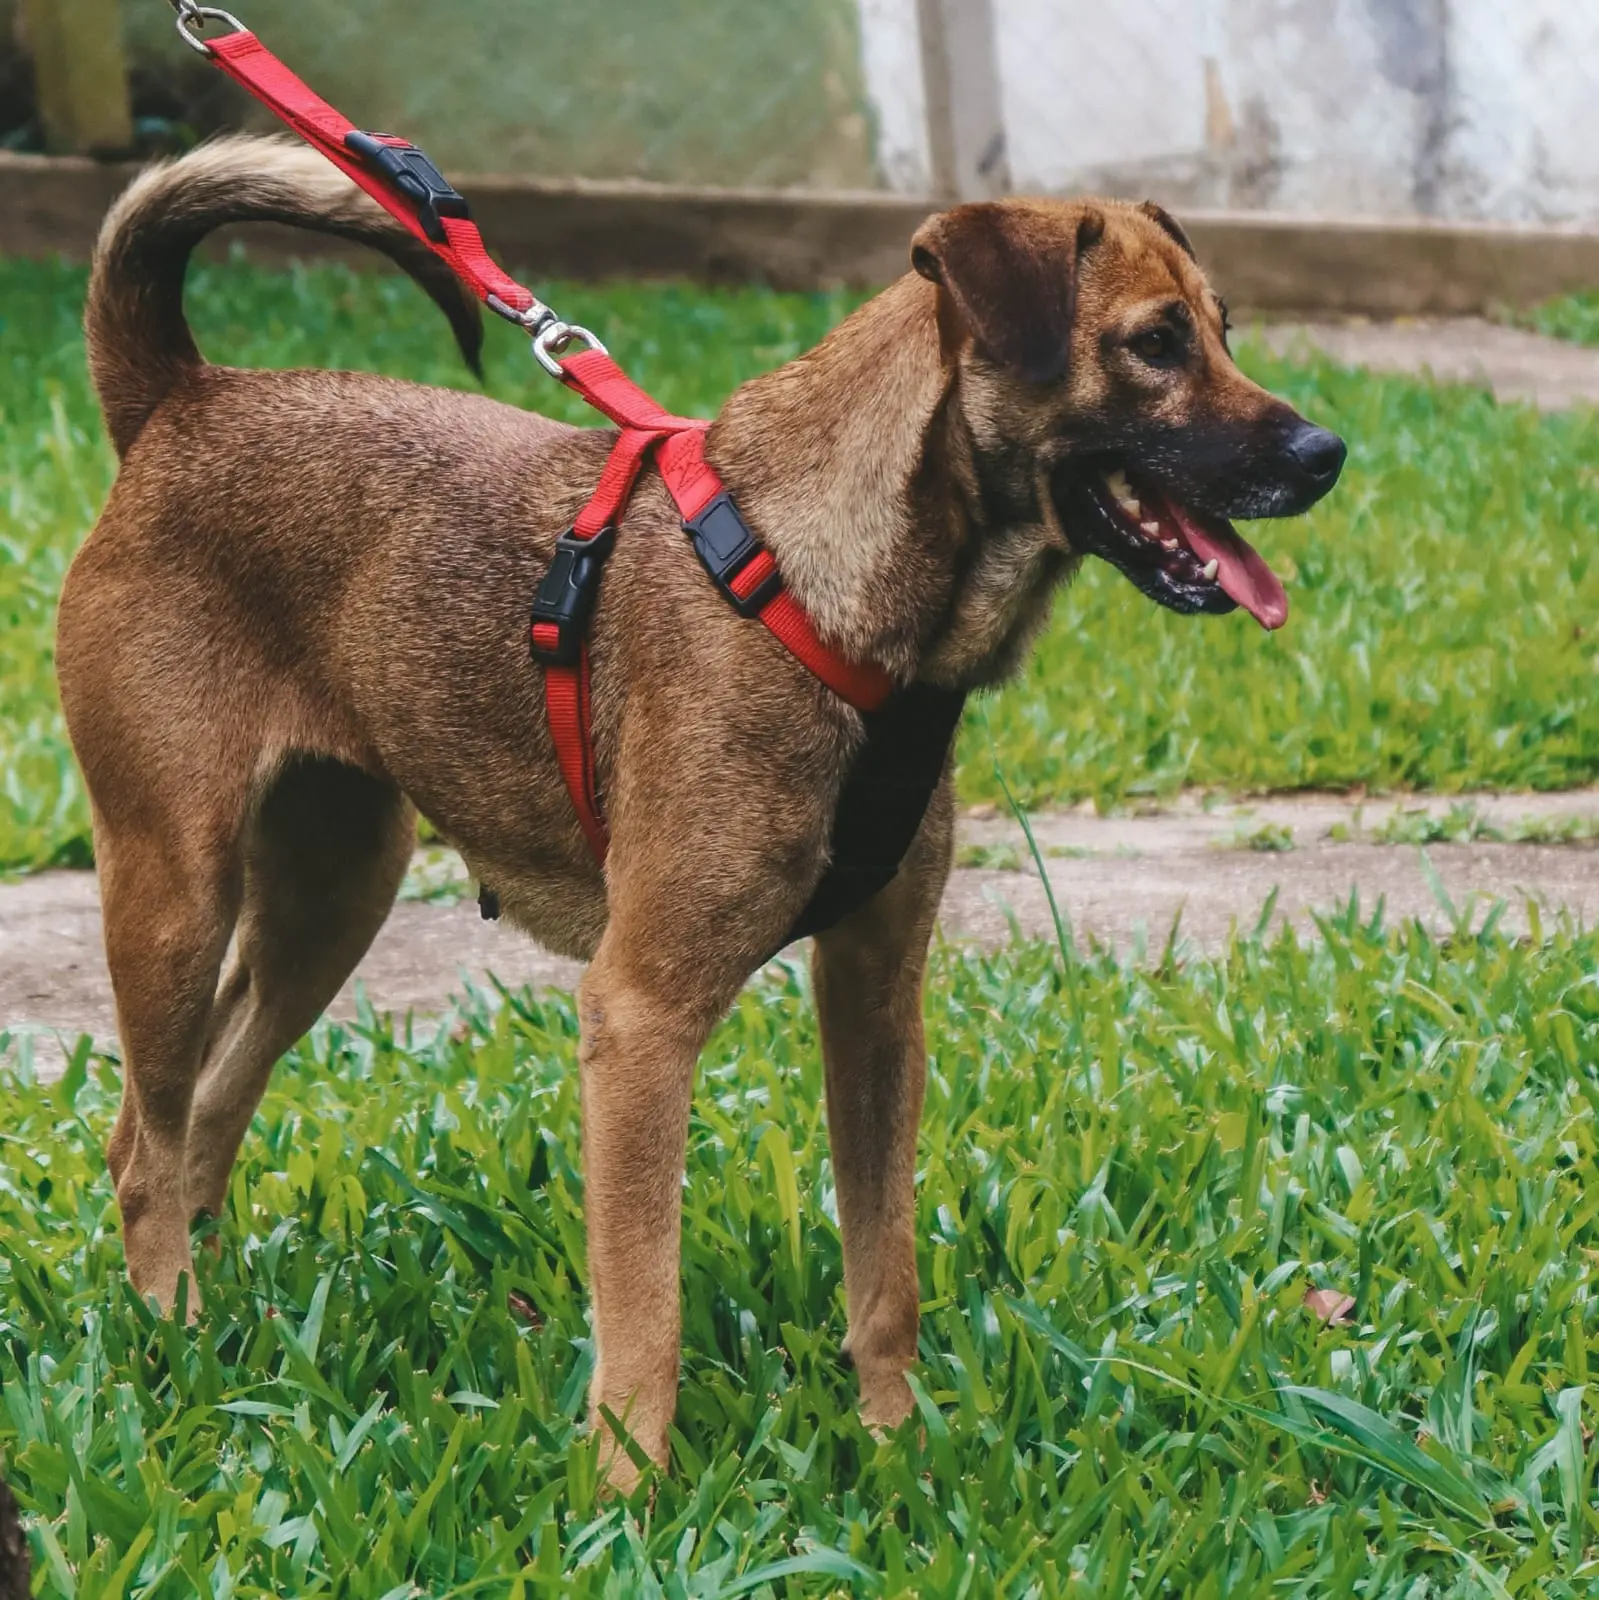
<box><xmin>1140</xmin><ymin>520</ymin><xmax>1161</xmax><ymax>536</ymax></box>
<box><xmin>1201</xmin><ymin>559</ymin><xmax>1220</xmax><ymax>581</ymax></box>
<box><xmin>1105</xmin><ymin>469</ymin><xmax>1140</xmax><ymax>514</ymax></box>
<box><xmin>1162</xmin><ymin>538</ymin><xmax>1180</xmax><ymax>551</ymax></box>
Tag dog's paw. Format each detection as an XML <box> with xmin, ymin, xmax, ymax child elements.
<box><xmin>130</xmin><ymin>1262</ymin><xmax>202</xmax><ymax>1326</ymax></box>
<box><xmin>592</xmin><ymin>1408</ymin><xmax>666</xmax><ymax>1501</ymax></box>
<box><xmin>857</xmin><ymin>1370</ymin><xmax>916</xmax><ymax>1438</ymax></box>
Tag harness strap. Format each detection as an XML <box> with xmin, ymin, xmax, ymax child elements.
<box><xmin>559</xmin><ymin>349</ymin><xmax>695</xmax><ymax>434</ymax></box>
<box><xmin>670</xmin><ymin>434</ymin><xmax>895</xmax><ymax>706</ymax></box>
<box><xmin>535</xmin><ymin>423</ymin><xmax>670</xmax><ymax>864</ymax></box>
<box><xmin>575</xmin><ymin>422</ymin><xmax>678</xmax><ymax>538</ymax></box>
<box><xmin>543</xmin><ymin>642</ymin><xmax>605</xmax><ymax>861</ymax></box>
<box><xmin>531</xmin><ymin>352</ymin><xmax>893</xmax><ymax>859</ymax></box>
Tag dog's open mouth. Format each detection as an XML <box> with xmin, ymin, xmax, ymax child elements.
<box><xmin>1071</xmin><ymin>467</ymin><xmax>1289</xmax><ymax>631</ymax></box>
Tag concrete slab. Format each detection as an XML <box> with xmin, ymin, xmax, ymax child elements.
<box><xmin>7</xmin><ymin>790</ymin><xmax>1596</xmax><ymax>1073</ymax></box>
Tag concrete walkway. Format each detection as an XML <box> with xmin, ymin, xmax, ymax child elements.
<box><xmin>1258</xmin><ymin>316</ymin><xmax>1599</xmax><ymax>410</ymax></box>
<box><xmin>5</xmin><ymin>790</ymin><xmax>1597</xmax><ymax>1068</ymax></box>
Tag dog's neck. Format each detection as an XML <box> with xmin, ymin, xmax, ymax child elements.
<box><xmin>709</xmin><ymin>274</ymin><xmax>1080</xmax><ymax>689</ymax></box>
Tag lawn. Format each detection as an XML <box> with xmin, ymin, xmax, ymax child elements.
<box><xmin>4</xmin><ymin>914</ymin><xmax>1599</xmax><ymax>1595</ymax></box>
<box><xmin>8</xmin><ymin>255</ymin><xmax>1599</xmax><ymax>1596</ymax></box>
<box><xmin>4</xmin><ymin>256</ymin><xmax>1599</xmax><ymax>871</ymax></box>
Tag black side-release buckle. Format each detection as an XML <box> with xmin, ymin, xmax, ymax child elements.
<box><xmin>344</xmin><ymin>130</ymin><xmax>472</xmax><ymax>243</ymax></box>
<box><xmin>530</xmin><ymin>526</ymin><xmax>616</xmax><ymax>667</ymax></box>
<box><xmin>683</xmin><ymin>492</ymin><xmax>782</xmax><ymax>617</ymax></box>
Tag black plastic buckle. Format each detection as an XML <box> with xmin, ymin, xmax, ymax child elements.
<box><xmin>530</xmin><ymin>526</ymin><xmax>616</xmax><ymax>667</ymax></box>
<box><xmin>683</xmin><ymin>492</ymin><xmax>782</xmax><ymax>617</ymax></box>
<box><xmin>344</xmin><ymin>130</ymin><xmax>472</xmax><ymax>243</ymax></box>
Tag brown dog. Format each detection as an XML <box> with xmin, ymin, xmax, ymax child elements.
<box><xmin>0</xmin><ymin>1462</ymin><xmax>27</xmax><ymax>1600</ymax></box>
<box><xmin>58</xmin><ymin>136</ymin><xmax>1344</xmax><ymax>1488</ymax></box>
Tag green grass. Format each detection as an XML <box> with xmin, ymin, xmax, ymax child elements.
<box><xmin>6</xmin><ymin>255</ymin><xmax>1599</xmax><ymax>871</ymax></box>
<box><xmin>1227</xmin><ymin>821</ymin><xmax>1298</xmax><ymax>854</ymax></box>
<box><xmin>1505</xmin><ymin>294</ymin><xmax>1599</xmax><ymax>348</ymax></box>
<box><xmin>10</xmin><ymin>253</ymin><xmax>1599</xmax><ymax>1598</ymax></box>
<box><xmin>1331</xmin><ymin>803</ymin><xmax>1599</xmax><ymax>849</ymax></box>
<box><xmin>5</xmin><ymin>917</ymin><xmax>1599</xmax><ymax>1595</ymax></box>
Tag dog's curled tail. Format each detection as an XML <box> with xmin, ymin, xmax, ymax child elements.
<box><xmin>86</xmin><ymin>134</ymin><xmax>485</xmax><ymax>457</ymax></box>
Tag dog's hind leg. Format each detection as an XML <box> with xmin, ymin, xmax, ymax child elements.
<box><xmin>185</xmin><ymin>757</ymin><xmax>414</xmax><ymax>1221</ymax></box>
<box><xmin>98</xmin><ymin>802</ymin><xmax>244</xmax><ymax>1319</ymax></box>
<box><xmin>811</xmin><ymin>777</ymin><xmax>954</xmax><ymax>1436</ymax></box>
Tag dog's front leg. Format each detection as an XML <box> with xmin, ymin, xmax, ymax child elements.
<box><xmin>811</xmin><ymin>781</ymin><xmax>953</xmax><ymax>1435</ymax></box>
<box><xmin>577</xmin><ymin>938</ymin><xmax>727</xmax><ymax>1492</ymax></box>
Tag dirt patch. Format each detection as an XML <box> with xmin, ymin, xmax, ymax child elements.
<box><xmin>946</xmin><ymin>839</ymin><xmax>1599</xmax><ymax>954</ymax></box>
<box><xmin>6</xmin><ymin>790</ymin><xmax>1597</xmax><ymax>1071</ymax></box>
<box><xmin>0</xmin><ymin>872</ymin><xmax>582</xmax><ymax>1067</ymax></box>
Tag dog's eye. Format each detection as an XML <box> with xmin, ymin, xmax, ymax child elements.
<box><xmin>1129</xmin><ymin>326</ymin><xmax>1182</xmax><ymax>366</ymax></box>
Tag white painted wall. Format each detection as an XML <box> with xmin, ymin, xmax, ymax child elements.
<box><xmin>1443</xmin><ymin>1</ymin><xmax>1599</xmax><ymax>222</ymax></box>
<box><xmin>857</xmin><ymin>0</ymin><xmax>933</xmax><ymax>192</ymax></box>
<box><xmin>856</xmin><ymin>0</ymin><xmax>1599</xmax><ymax>223</ymax></box>
<box><xmin>996</xmin><ymin>3</ymin><xmax>1211</xmax><ymax>187</ymax></box>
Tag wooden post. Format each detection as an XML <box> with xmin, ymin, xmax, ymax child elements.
<box><xmin>915</xmin><ymin>0</ymin><xmax>1010</xmax><ymax>201</ymax></box>
<box><xmin>21</xmin><ymin>0</ymin><xmax>134</xmax><ymax>155</ymax></box>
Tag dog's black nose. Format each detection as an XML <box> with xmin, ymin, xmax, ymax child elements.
<box><xmin>1288</xmin><ymin>424</ymin><xmax>1347</xmax><ymax>487</ymax></box>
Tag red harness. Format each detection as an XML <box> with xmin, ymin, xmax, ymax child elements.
<box><xmin>178</xmin><ymin>6</ymin><xmax>893</xmax><ymax>863</ymax></box>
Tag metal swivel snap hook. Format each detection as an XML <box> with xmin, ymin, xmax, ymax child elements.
<box><xmin>170</xmin><ymin>1</ymin><xmax>249</xmax><ymax>56</ymax></box>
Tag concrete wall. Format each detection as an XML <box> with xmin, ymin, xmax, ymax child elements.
<box><xmin>5</xmin><ymin>0</ymin><xmax>1593</xmax><ymax>218</ymax></box>
<box><xmin>857</xmin><ymin>0</ymin><xmax>1599</xmax><ymax>224</ymax></box>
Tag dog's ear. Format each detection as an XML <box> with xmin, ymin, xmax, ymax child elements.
<box><xmin>1138</xmin><ymin>200</ymin><xmax>1196</xmax><ymax>261</ymax></box>
<box><xmin>911</xmin><ymin>203</ymin><xmax>1102</xmax><ymax>384</ymax></box>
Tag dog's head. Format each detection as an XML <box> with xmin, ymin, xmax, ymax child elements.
<box><xmin>911</xmin><ymin>198</ymin><xmax>1345</xmax><ymax>631</ymax></box>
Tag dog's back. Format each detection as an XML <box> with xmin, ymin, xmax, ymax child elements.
<box><xmin>70</xmin><ymin>133</ymin><xmax>585</xmax><ymax>777</ymax></box>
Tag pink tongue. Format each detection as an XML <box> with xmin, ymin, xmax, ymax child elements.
<box><xmin>1166</xmin><ymin>501</ymin><xmax>1289</xmax><ymax>631</ymax></box>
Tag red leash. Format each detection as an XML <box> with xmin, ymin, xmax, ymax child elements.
<box><xmin>170</xmin><ymin>2</ymin><xmax>893</xmax><ymax>864</ymax></box>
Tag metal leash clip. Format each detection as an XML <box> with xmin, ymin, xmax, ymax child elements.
<box><xmin>486</xmin><ymin>295</ymin><xmax>557</xmax><ymax>337</ymax></box>
<box><xmin>484</xmin><ymin>299</ymin><xmax>608</xmax><ymax>377</ymax></box>
<box><xmin>171</xmin><ymin>1</ymin><xmax>248</xmax><ymax>56</ymax></box>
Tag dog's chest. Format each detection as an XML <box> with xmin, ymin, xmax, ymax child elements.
<box><xmin>780</xmin><ymin>683</ymin><xmax>967</xmax><ymax>950</ymax></box>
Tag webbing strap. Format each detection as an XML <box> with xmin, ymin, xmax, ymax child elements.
<box><xmin>560</xmin><ymin>349</ymin><xmax>695</xmax><ymax>434</ymax></box>
<box><xmin>573</xmin><ymin>425</ymin><xmax>677</xmax><ymax>539</ymax></box>
<box><xmin>542</xmin><ymin>422</ymin><xmax>671</xmax><ymax>863</ymax></box>
<box><xmin>663</xmin><ymin>432</ymin><xmax>895</xmax><ymax>709</ymax></box>
<box><xmin>544</xmin><ymin>649</ymin><xmax>607</xmax><ymax>863</ymax></box>
<box><xmin>205</xmin><ymin>32</ymin><xmax>535</xmax><ymax>313</ymax></box>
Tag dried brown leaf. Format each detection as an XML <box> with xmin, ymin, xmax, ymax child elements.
<box><xmin>1303</xmin><ymin>1288</ymin><xmax>1355</xmax><ymax>1325</ymax></box>
<box><xmin>507</xmin><ymin>1289</ymin><xmax>543</xmax><ymax>1328</ymax></box>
